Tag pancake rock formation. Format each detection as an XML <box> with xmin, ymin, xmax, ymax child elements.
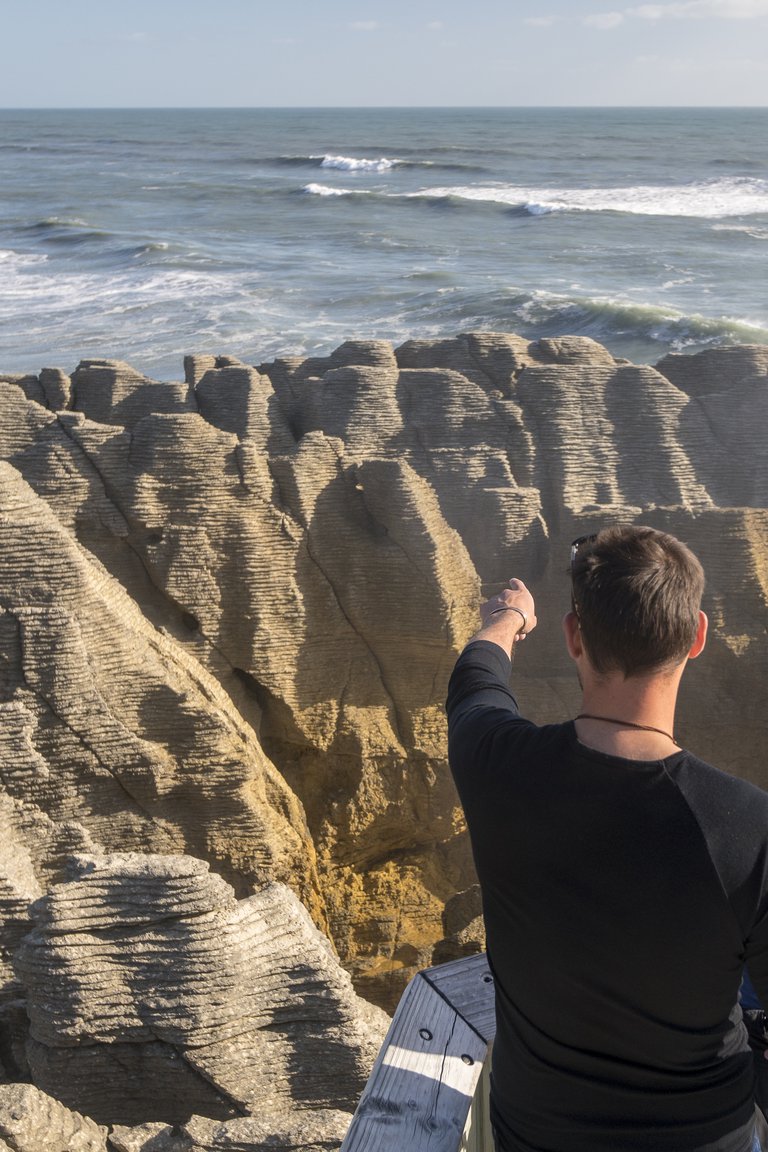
<box><xmin>2</xmin><ymin>333</ymin><xmax>768</xmax><ymax>1144</ymax></box>
<box><xmin>10</xmin><ymin>851</ymin><xmax>383</xmax><ymax>1149</ymax></box>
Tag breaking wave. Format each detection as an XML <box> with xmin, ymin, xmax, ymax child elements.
<box><xmin>316</xmin><ymin>154</ymin><xmax>401</xmax><ymax>172</ymax></box>
<box><xmin>296</xmin><ymin>176</ymin><xmax>768</xmax><ymax>220</ymax></box>
<box><xmin>301</xmin><ymin>183</ymin><xmax>366</xmax><ymax>198</ymax></box>
<box><xmin>501</xmin><ymin>291</ymin><xmax>768</xmax><ymax>353</ymax></box>
<box><xmin>393</xmin><ymin>286</ymin><xmax>768</xmax><ymax>362</ymax></box>
<box><xmin>409</xmin><ymin>177</ymin><xmax>768</xmax><ymax>219</ymax></box>
<box><xmin>263</xmin><ymin>154</ymin><xmax>480</xmax><ymax>173</ymax></box>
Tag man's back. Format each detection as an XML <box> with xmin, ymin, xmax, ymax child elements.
<box><xmin>448</xmin><ymin>640</ymin><xmax>768</xmax><ymax>1152</ymax></box>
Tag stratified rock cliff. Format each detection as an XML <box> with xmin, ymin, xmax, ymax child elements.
<box><xmin>1</xmin><ymin>333</ymin><xmax>768</xmax><ymax>1145</ymax></box>
<box><xmin>0</xmin><ymin>344</ymin><xmax>484</xmax><ymax>1014</ymax></box>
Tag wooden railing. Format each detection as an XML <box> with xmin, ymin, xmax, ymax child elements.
<box><xmin>340</xmin><ymin>953</ymin><xmax>496</xmax><ymax>1152</ymax></box>
<box><xmin>342</xmin><ymin>955</ymin><xmax>768</xmax><ymax>1152</ymax></box>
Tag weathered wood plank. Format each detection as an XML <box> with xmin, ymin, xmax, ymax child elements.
<box><xmin>340</xmin><ymin>966</ymin><xmax>489</xmax><ymax>1152</ymax></box>
<box><xmin>422</xmin><ymin>954</ymin><xmax>496</xmax><ymax>1044</ymax></box>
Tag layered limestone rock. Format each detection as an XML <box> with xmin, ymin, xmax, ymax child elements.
<box><xmin>0</xmin><ymin>354</ymin><xmax>481</xmax><ymax>1011</ymax></box>
<box><xmin>2</xmin><ymin>334</ymin><xmax>768</xmax><ymax>1029</ymax></box>
<box><xmin>13</xmin><ymin>852</ymin><xmax>386</xmax><ymax>1144</ymax></box>
<box><xmin>0</xmin><ymin>456</ymin><xmax>322</xmax><ymax>934</ymax></box>
<box><xmin>0</xmin><ymin>1082</ymin><xmax>109</xmax><ymax>1152</ymax></box>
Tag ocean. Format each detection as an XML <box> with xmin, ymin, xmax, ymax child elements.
<box><xmin>1</xmin><ymin>106</ymin><xmax>767</xmax><ymax>379</ymax></box>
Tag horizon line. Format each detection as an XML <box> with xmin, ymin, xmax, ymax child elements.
<box><xmin>2</xmin><ymin>103</ymin><xmax>767</xmax><ymax>112</ymax></box>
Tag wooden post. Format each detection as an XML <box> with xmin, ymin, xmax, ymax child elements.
<box><xmin>460</xmin><ymin>1046</ymin><xmax>492</xmax><ymax>1152</ymax></box>
<box><xmin>340</xmin><ymin>954</ymin><xmax>496</xmax><ymax>1152</ymax></box>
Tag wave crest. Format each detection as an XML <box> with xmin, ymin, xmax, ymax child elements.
<box><xmin>316</xmin><ymin>154</ymin><xmax>400</xmax><ymax>172</ymax></box>
<box><xmin>506</xmin><ymin>290</ymin><xmax>768</xmax><ymax>351</ymax></box>
<box><xmin>302</xmin><ymin>183</ymin><xmax>362</xmax><ymax>198</ymax></box>
<box><xmin>410</xmin><ymin>177</ymin><xmax>768</xmax><ymax>219</ymax></box>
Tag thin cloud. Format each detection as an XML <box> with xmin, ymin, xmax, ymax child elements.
<box><xmin>349</xmin><ymin>20</ymin><xmax>381</xmax><ymax>31</ymax></box>
<box><xmin>584</xmin><ymin>11</ymin><xmax>626</xmax><ymax>26</ymax></box>
<box><xmin>628</xmin><ymin>0</ymin><xmax>768</xmax><ymax>17</ymax></box>
<box><xmin>523</xmin><ymin>15</ymin><xmax>559</xmax><ymax>25</ymax></box>
<box><xmin>426</xmin><ymin>20</ymin><xmax>444</xmax><ymax>29</ymax></box>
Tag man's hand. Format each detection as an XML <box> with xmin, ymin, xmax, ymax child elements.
<box><xmin>468</xmin><ymin>578</ymin><xmax>537</xmax><ymax>657</ymax></box>
<box><xmin>480</xmin><ymin>578</ymin><xmax>537</xmax><ymax>638</ymax></box>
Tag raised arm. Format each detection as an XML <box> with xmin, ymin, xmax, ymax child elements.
<box><xmin>446</xmin><ymin>579</ymin><xmax>537</xmax><ymax>791</ymax></box>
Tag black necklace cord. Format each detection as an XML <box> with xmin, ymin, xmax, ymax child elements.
<box><xmin>576</xmin><ymin>713</ymin><xmax>679</xmax><ymax>747</ymax></box>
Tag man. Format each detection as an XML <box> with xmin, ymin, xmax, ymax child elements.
<box><xmin>446</xmin><ymin>525</ymin><xmax>768</xmax><ymax>1152</ymax></box>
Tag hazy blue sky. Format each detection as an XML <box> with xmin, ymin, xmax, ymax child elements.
<box><xmin>1</xmin><ymin>0</ymin><xmax>767</xmax><ymax>107</ymax></box>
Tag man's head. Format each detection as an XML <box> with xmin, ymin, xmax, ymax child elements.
<box><xmin>569</xmin><ymin>525</ymin><xmax>705</xmax><ymax>678</ymax></box>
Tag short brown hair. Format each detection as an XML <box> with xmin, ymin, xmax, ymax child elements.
<box><xmin>571</xmin><ymin>526</ymin><xmax>705</xmax><ymax>677</ymax></box>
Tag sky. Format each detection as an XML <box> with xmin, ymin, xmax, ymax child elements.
<box><xmin>1</xmin><ymin>0</ymin><xmax>767</xmax><ymax>107</ymax></box>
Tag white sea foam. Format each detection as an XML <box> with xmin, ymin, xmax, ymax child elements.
<box><xmin>0</xmin><ymin>248</ymin><xmax>48</xmax><ymax>267</ymax></box>
<box><xmin>302</xmin><ymin>183</ymin><xmax>359</xmax><ymax>197</ymax></box>
<box><xmin>0</xmin><ymin>259</ymin><xmax>256</xmax><ymax>322</ymax></box>
<box><xmin>412</xmin><ymin>177</ymin><xmax>768</xmax><ymax>219</ymax></box>
<box><xmin>661</xmin><ymin>279</ymin><xmax>694</xmax><ymax>290</ymax></box>
<box><xmin>0</xmin><ymin>254</ymin><xmax>275</xmax><ymax>376</ymax></box>
<box><xmin>317</xmin><ymin>154</ymin><xmax>400</xmax><ymax>172</ymax></box>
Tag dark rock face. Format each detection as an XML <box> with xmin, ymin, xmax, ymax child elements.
<box><xmin>1</xmin><ymin>332</ymin><xmax>768</xmax><ymax>1146</ymax></box>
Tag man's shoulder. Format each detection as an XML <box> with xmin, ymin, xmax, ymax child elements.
<box><xmin>672</xmin><ymin>750</ymin><xmax>767</xmax><ymax>794</ymax></box>
<box><xmin>668</xmin><ymin>750</ymin><xmax>768</xmax><ymax>829</ymax></box>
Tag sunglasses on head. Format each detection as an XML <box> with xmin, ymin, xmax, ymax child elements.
<box><xmin>570</xmin><ymin>534</ymin><xmax>597</xmax><ymax>615</ymax></box>
<box><xmin>570</xmin><ymin>534</ymin><xmax>597</xmax><ymax>572</ymax></box>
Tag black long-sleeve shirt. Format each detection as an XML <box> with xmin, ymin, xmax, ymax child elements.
<box><xmin>447</xmin><ymin>641</ymin><xmax>768</xmax><ymax>1152</ymax></box>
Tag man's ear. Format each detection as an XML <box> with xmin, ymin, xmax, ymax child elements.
<box><xmin>688</xmin><ymin>610</ymin><xmax>708</xmax><ymax>660</ymax></box>
<box><xmin>563</xmin><ymin>610</ymin><xmax>583</xmax><ymax>661</ymax></box>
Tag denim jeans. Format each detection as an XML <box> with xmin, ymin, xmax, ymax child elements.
<box><xmin>753</xmin><ymin>1133</ymin><xmax>762</xmax><ymax>1152</ymax></box>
